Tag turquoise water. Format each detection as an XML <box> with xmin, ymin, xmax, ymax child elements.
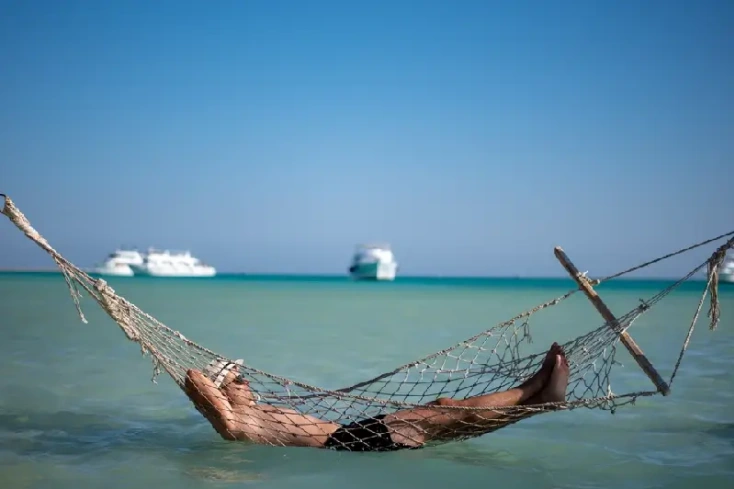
<box><xmin>0</xmin><ymin>273</ymin><xmax>732</xmax><ymax>488</ymax></box>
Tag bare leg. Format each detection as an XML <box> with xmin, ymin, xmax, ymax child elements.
<box><xmin>384</xmin><ymin>343</ymin><xmax>564</xmax><ymax>447</ymax></box>
<box><xmin>428</xmin><ymin>342</ymin><xmax>561</xmax><ymax>408</ymax></box>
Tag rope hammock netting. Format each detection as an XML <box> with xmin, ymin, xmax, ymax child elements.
<box><xmin>1</xmin><ymin>193</ymin><xmax>731</xmax><ymax>452</ymax></box>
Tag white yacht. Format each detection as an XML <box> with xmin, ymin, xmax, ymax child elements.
<box><xmin>348</xmin><ymin>244</ymin><xmax>398</xmax><ymax>281</ymax></box>
<box><xmin>129</xmin><ymin>249</ymin><xmax>216</xmax><ymax>278</ymax></box>
<box><xmin>721</xmin><ymin>253</ymin><xmax>734</xmax><ymax>284</ymax></box>
<box><xmin>93</xmin><ymin>249</ymin><xmax>145</xmax><ymax>277</ymax></box>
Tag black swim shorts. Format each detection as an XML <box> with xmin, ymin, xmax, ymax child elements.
<box><xmin>324</xmin><ymin>414</ymin><xmax>410</xmax><ymax>452</ymax></box>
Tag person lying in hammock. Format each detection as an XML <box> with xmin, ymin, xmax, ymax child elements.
<box><xmin>183</xmin><ymin>342</ymin><xmax>570</xmax><ymax>452</ymax></box>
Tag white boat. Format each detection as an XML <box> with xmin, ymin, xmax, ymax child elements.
<box><xmin>93</xmin><ymin>249</ymin><xmax>145</xmax><ymax>277</ymax></box>
<box><xmin>721</xmin><ymin>253</ymin><xmax>734</xmax><ymax>284</ymax></box>
<box><xmin>129</xmin><ymin>249</ymin><xmax>216</xmax><ymax>278</ymax></box>
<box><xmin>348</xmin><ymin>244</ymin><xmax>398</xmax><ymax>281</ymax></box>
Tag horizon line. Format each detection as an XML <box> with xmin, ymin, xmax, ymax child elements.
<box><xmin>0</xmin><ymin>268</ymin><xmax>707</xmax><ymax>282</ymax></box>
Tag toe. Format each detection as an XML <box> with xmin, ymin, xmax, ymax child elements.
<box><xmin>555</xmin><ymin>354</ymin><xmax>564</xmax><ymax>369</ymax></box>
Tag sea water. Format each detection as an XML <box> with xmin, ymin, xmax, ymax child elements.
<box><xmin>0</xmin><ymin>273</ymin><xmax>732</xmax><ymax>488</ymax></box>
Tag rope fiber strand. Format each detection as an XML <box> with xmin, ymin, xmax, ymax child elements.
<box><xmin>1</xmin><ymin>193</ymin><xmax>731</xmax><ymax>452</ymax></box>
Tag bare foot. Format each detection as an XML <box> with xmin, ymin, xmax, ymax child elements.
<box><xmin>529</xmin><ymin>352</ymin><xmax>570</xmax><ymax>404</ymax></box>
<box><xmin>520</xmin><ymin>344</ymin><xmax>570</xmax><ymax>406</ymax></box>
<box><xmin>542</xmin><ymin>343</ymin><xmax>561</xmax><ymax>369</ymax></box>
<box><xmin>543</xmin><ymin>353</ymin><xmax>570</xmax><ymax>402</ymax></box>
<box><xmin>518</xmin><ymin>342</ymin><xmax>561</xmax><ymax>389</ymax></box>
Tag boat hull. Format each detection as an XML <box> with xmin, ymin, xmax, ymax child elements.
<box><xmin>130</xmin><ymin>264</ymin><xmax>216</xmax><ymax>278</ymax></box>
<box><xmin>349</xmin><ymin>261</ymin><xmax>397</xmax><ymax>281</ymax></box>
<box><xmin>93</xmin><ymin>264</ymin><xmax>135</xmax><ymax>277</ymax></box>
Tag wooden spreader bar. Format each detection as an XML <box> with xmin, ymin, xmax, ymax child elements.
<box><xmin>554</xmin><ymin>246</ymin><xmax>670</xmax><ymax>396</ymax></box>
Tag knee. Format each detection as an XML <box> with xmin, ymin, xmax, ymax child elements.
<box><xmin>430</xmin><ymin>397</ymin><xmax>456</xmax><ymax>407</ymax></box>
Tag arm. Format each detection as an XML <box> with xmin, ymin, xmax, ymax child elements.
<box><xmin>187</xmin><ymin>368</ymin><xmax>340</xmax><ymax>447</ymax></box>
<box><xmin>184</xmin><ymin>369</ymin><xmax>242</xmax><ymax>440</ymax></box>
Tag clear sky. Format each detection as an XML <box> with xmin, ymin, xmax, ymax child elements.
<box><xmin>1</xmin><ymin>0</ymin><xmax>732</xmax><ymax>277</ymax></box>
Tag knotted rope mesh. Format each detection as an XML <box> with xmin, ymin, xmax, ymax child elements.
<box><xmin>1</xmin><ymin>194</ymin><xmax>731</xmax><ymax>451</ymax></box>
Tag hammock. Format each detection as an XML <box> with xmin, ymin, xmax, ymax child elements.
<box><xmin>1</xmin><ymin>193</ymin><xmax>731</xmax><ymax>451</ymax></box>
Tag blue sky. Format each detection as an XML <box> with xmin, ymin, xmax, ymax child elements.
<box><xmin>0</xmin><ymin>0</ymin><xmax>732</xmax><ymax>277</ymax></box>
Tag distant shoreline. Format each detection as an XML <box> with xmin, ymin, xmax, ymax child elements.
<box><xmin>0</xmin><ymin>268</ymin><xmax>64</xmax><ymax>273</ymax></box>
<box><xmin>0</xmin><ymin>268</ymin><xmax>708</xmax><ymax>282</ymax></box>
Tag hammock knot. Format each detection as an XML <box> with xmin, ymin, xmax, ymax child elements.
<box><xmin>706</xmin><ymin>237</ymin><xmax>733</xmax><ymax>331</ymax></box>
<box><xmin>94</xmin><ymin>279</ymin><xmax>142</xmax><ymax>342</ymax></box>
<box><xmin>1</xmin><ymin>195</ymin><xmax>51</xmax><ymax>252</ymax></box>
<box><xmin>94</xmin><ymin>278</ymin><xmax>114</xmax><ymax>295</ymax></box>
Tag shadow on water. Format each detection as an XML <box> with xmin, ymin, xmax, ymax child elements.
<box><xmin>5</xmin><ymin>407</ymin><xmax>730</xmax><ymax>487</ymax></box>
<box><xmin>0</xmin><ymin>409</ymin><xmax>206</xmax><ymax>456</ymax></box>
<box><xmin>685</xmin><ymin>421</ymin><xmax>734</xmax><ymax>446</ymax></box>
<box><xmin>0</xmin><ymin>408</ymin><xmax>549</xmax><ymax>481</ymax></box>
<box><xmin>709</xmin><ymin>423</ymin><xmax>734</xmax><ymax>441</ymax></box>
<box><xmin>0</xmin><ymin>409</ymin><xmax>361</xmax><ymax>484</ymax></box>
